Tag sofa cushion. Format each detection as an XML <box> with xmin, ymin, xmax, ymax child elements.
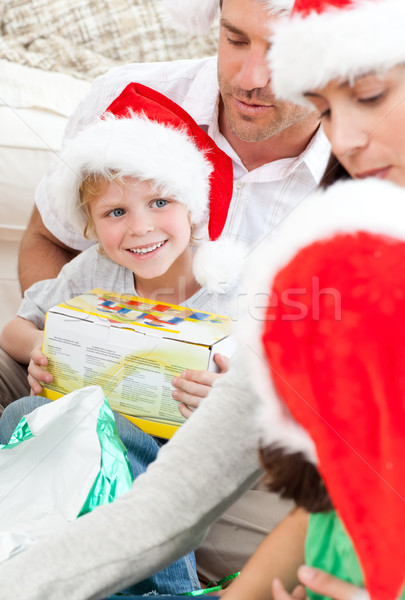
<box><xmin>0</xmin><ymin>0</ymin><xmax>219</xmax><ymax>81</ymax></box>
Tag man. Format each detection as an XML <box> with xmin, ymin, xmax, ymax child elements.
<box><xmin>0</xmin><ymin>1</ymin><xmax>330</xmax><ymax>597</ymax></box>
<box><xmin>17</xmin><ymin>0</ymin><xmax>326</xmax><ymax>291</ymax></box>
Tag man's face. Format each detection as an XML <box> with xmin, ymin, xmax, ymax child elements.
<box><xmin>218</xmin><ymin>0</ymin><xmax>310</xmax><ymax>143</ymax></box>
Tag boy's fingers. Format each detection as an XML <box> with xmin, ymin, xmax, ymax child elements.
<box><xmin>30</xmin><ymin>349</ymin><xmax>48</xmax><ymax>367</ymax></box>
<box><xmin>172</xmin><ymin>389</ymin><xmax>203</xmax><ymax>409</ymax></box>
<box><xmin>214</xmin><ymin>353</ymin><xmax>229</xmax><ymax>373</ymax></box>
<box><xmin>27</xmin><ymin>375</ymin><xmax>43</xmax><ymax>395</ymax></box>
<box><xmin>28</xmin><ymin>362</ymin><xmax>52</xmax><ymax>383</ymax></box>
<box><xmin>178</xmin><ymin>369</ymin><xmax>219</xmax><ymax>386</ymax></box>
<box><xmin>172</xmin><ymin>376</ymin><xmax>214</xmax><ymax>397</ymax></box>
<box><xmin>177</xmin><ymin>402</ymin><xmax>194</xmax><ymax>419</ymax></box>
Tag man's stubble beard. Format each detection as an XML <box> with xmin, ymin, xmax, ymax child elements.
<box><xmin>219</xmin><ymin>75</ymin><xmax>313</xmax><ymax>143</ymax></box>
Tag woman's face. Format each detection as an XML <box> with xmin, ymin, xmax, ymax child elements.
<box><xmin>305</xmin><ymin>65</ymin><xmax>405</xmax><ymax>187</ymax></box>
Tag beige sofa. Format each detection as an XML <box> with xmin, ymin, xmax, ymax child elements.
<box><xmin>0</xmin><ymin>0</ymin><xmax>218</xmax><ymax>330</ymax></box>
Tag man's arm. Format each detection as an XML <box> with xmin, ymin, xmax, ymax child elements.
<box><xmin>18</xmin><ymin>206</ymin><xmax>79</xmax><ymax>293</ymax></box>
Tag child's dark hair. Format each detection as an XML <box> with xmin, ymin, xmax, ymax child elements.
<box><xmin>320</xmin><ymin>153</ymin><xmax>351</xmax><ymax>188</ymax></box>
<box><xmin>259</xmin><ymin>444</ymin><xmax>333</xmax><ymax>513</ymax></box>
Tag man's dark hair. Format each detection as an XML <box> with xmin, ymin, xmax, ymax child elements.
<box><xmin>259</xmin><ymin>444</ymin><xmax>333</xmax><ymax>513</ymax></box>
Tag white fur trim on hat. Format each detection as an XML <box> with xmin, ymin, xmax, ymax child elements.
<box><xmin>192</xmin><ymin>238</ymin><xmax>247</xmax><ymax>294</ymax></box>
<box><xmin>50</xmin><ymin>114</ymin><xmax>213</xmax><ymax>236</ymax></box>
<box><xmin>269</xmin><ymin>0</ymin><xmax>405</xmax><ymax>105</ymax></box>
<box><xmin>239</xmin><ymin>177</ymin><xmax>405</xmax><ymax>460</ymax></box>
<box><xmin>160</xmin><ymin>0</ymin><xmax>293</xmax><ymax>35</ymax></box>
<box><xmin>160</xmin><ymin>0</ymin><xmax>219</xmax><ymax>34</ymax></box>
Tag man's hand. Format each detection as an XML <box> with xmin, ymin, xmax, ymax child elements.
<box><xmin>272</xmin><ymin>567</ymin><xmax>369</xmax><ymax>600</ymax></box>
<box><xmin>171</xmin><ymin>353</ymin><xmax>229</xmax><ymax>418</ymax></box>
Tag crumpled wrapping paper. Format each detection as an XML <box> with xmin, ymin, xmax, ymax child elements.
<box><xmin>0</xmin><ymin>385</ymin><xmax>132</xmax><ymax>562</ymax></box>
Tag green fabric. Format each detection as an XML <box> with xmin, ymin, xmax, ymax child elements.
<box><xmin>1</xmin><ymin>416</ymin><xmax>33</xmax><ymax>449</ymax></box>
<box><xmin>305</xmin><ymin>511</ymin><xmax>405</xmax><ymax>600</ymax></box>
<box><xmin>1</xmin><ymin>398</ymin><xmax>133</xmax><ymax>517</ymax></box>
<box><xmin>78</xmin><ymin>399</ymin><xmax>133</xmax><ymax>516</ymax></box>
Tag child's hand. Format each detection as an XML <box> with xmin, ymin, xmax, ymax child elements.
<box><xmin>171</xmin><ymin>353</ymin><xmax>229</xmax><ymax>419</ymax></box>
<box><xmin>27</xmin><ymin>339</ymin><xmax>53</xmax><ymax>396</ymax></box>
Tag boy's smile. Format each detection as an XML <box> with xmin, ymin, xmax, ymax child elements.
<box><xmin>128</xmin><ymin>240</ymin><xmax>167</xmax><ymax>256</ymax></box>
<box><xmin>89</xmin><ymin>178</ymin><xmax>195</xmax><ymax>294</ymax></box>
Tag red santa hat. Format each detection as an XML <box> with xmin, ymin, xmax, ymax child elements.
<box><xmin>51</xmin><ymin>82</ymin><xmax>241</xmax><ymax>293</ymax></box>
<box><xmin>160</xmin><ymin>0</ymin><xmax>293</xmax><ymax>35</ymax></box>
<box><xmin>269</xmin><ymin>0</ymin><xmax>405</xmax><ymax>105</ymax></box>
<box><xmin>241</xmin><ymin>177</ymin><xmax>405</xmax><ymax>600</ymax></box>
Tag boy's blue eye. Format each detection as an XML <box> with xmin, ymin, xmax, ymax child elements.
<box><xmin>154</xmin><ymin>199</ymin><xmax>168</xmax><ymax>208</ymax></box>
<box><xmin>109</xmin><ymin>208</ymin><xmax>125</xmax><ymax>218</ymax></box>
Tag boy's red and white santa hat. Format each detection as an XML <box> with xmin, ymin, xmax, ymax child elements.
<box><xmin>269</xmin><ymin>0</ymin><xmax>405</xmax><ymax>105</ymax></box>
<box><xmin>160</xmin><ymin>0</ymin><xmax>293</xmax><ymax>35</ymax></box>
<box><xmin>51</xmin><ymin>82</ymin><xmax>242</xmax><ymax>293</ymax></box>
<box><xmin>240</xmin><ymin>177</ymin><xmax>405</xmax><ymax>600</ymax></box>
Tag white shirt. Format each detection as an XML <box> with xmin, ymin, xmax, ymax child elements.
<box><xmin>36</xmin><ymin>56</ymin><xmax>331</xmax><ymax>253</ymax></box>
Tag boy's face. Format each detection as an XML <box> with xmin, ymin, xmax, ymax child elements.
<box><xmin>89</xmin><ymin>178</ymin><xmax>193</xmax><ymax>285</ymax></box>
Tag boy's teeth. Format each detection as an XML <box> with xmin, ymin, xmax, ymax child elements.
<box><xmin>130</xmin><ymin>241</ymin><xmax>164</xmax><ymax>255</ymax></box>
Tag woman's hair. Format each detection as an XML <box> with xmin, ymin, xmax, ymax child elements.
<box><xmin>320</xmin><ymin>153</ymin><xmax>351</xmax><ymax>188</ymax></box>
<box><xmin>259</xmin><ymin>444</ymin><xmax>333</xmax><ymax>513</ymax></box>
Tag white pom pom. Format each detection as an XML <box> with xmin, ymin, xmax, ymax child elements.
<box><xmin>193</xmin><ymin>238</ymin><xmax>247</xmax><ymax>294</ymax></box>
<box><xmin>159</xmin><ymin>0</ymin><xmax>219</xmax><ymax>34</ymax></box>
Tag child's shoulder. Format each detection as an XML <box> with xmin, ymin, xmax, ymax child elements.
<box><xmin>61</xmin><ymin>243</ymin><xmax>110</xmax><ymax>275</ymax></box>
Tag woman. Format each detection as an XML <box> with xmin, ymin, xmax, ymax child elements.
<box><xmin>224</xmin><ymin>2</ymin><xmax>405</xmax><ymax>598</ymax></box>
<box><xmin>269</xmin><ymin>0</ymin><xmax>405</xmax><ymax>188</ymax></box>
<box><xmin>223</xmin><ymin>177</ymin><xmax>405</xmax><ymax>600</ymax></box>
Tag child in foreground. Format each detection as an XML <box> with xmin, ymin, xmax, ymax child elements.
<box><xmin>225</xmin><ymin>178</ymin><xmax>405</xmax><ymax>600</ymax></box>
<box><xmin>1</xmin><ymin>81</ymin><xmax>237</xmax><ymax>399</ymax></box>
<box><xmin>0</xmin><ymin>82</ymin><xmax>238</xmax><ymax>595</ymax></box>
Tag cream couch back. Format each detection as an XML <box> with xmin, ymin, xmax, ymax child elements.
<box><xmin>0</xmin><ymin>61</ymin><xmax>90</xmax><ymax>329</ymax></box>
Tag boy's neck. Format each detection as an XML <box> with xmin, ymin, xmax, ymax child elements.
<box><xmin>133</xmin><ymin>252</ymin><xmax>201</xmax><ymax>306</ymax></box>
<box><xmin>135</xmin><ymin>277</ymin><xmax>200</xmax><ymax>306</ymax></box>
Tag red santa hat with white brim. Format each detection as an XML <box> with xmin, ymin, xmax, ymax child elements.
<box><xmin>269</xmin><ymin>0</ymin><xmax>405</xmax><ymax>105</ymax></box>
<box><xmin>159</xmin><ymin>0</ymin><xmax>293</xmax><ymax>35</ymax></box>
<box><xmin>50</xmin><ymin>82</ymin><xmax>242</xmax><ymax>293</ymax></box>
<box><xmin>240</xmin><ymin>177</ymin><xmax>405</xmax><ymax>600</ymax></box>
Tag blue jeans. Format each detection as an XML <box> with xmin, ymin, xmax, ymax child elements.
<box><xmin>0</xmin><ymin>396</ymin><xmax>200</xmax><ymax>596</ymax></box>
